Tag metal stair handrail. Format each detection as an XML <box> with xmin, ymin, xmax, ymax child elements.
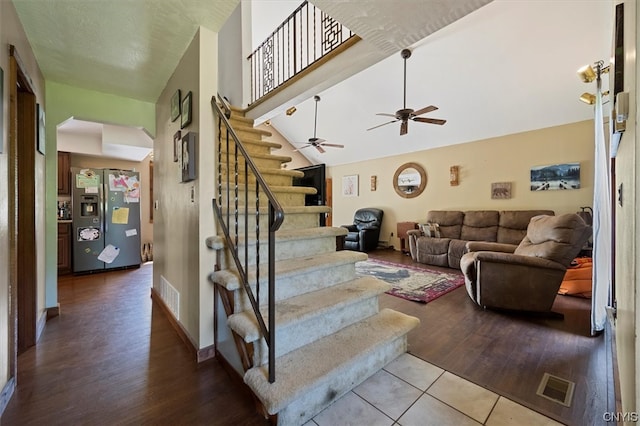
<box><xmin>247</xmin><ymin>0</ymin><xmax>356</xmax><ymax>105</ymax></box>
<box><xmin>211</xmin><ymin>94</ymin><xmax>284</xmax><ymax>383</ymax></box>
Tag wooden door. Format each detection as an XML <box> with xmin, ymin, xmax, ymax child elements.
<box><xmin>325</xmin><ymin>178</ymin><xmax>332</xmax><ymax>226</ymax></box>
<box><xmin>9</xmin><ymin>46</ymin><xmax>38</xmax><ymax>360</ymax></box>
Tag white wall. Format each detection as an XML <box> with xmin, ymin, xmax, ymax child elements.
<box><xmin>153</xmin><ymin>27</ymin><xmax>218</xmax><ymax>350</ymax></box>
<box><xmin>250</xmin><ymin>1</ymin><xmax>301</xmax><ymax>49</ymax></box>
<box><xmin>218</xmin><ymin>4</ymin><xmax>243</xmax><ymax>106</ymax></box>
<box><xmin>329</xmin><ymin>120</ymin><xmax>595</xmax><ymax>249</ymax></box>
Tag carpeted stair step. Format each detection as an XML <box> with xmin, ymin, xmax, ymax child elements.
<box><xmin>230</xmin><ymin>126</ymin><xmax>273</xmax><ymax>141</ymax></box>
<box><xmin>244</xmin><ymin>308</ymin><xmax>420</xmax><ymax>425</ymax></box>
<box><xmin>227</xmin><ymin>113</ymin><xmax>254</xmax><ymax>126</ymax></box>
<box><xmin>218</xmin><ymin>205</ymin><xmax>331</xmax><ymax>231</ymax></box>
<box><xmin>217</xmin><ymin>150</ymin><xmax>292</xmax><ymax>171</ymax></box>
<box><xmin>210</xmin><ymin>250</ymin><xmax>367</xmax><ymax>313</ymax></box>
<box><xmin>228</xmin><ymin>276</ymin><xmax>390</xmax><ymax>366</ymax></box>
<box><xmin>218</xmin><ymin>137</ymin><xmax>281</xmax><ymax>157</ymax></box>
<box><xmin>219</xmin><ymin>166</ymin><xmax>303</xmax><ymax>186</ymax></box>
<box><xmin>219</xmin><ymin>183</ymin><xmax>316</xmax><ymax>207</ymax></box>
<box><xmin>217</xmin><ymin>227</ymin><xmax>347</xmax><ymax>267</ymax></box>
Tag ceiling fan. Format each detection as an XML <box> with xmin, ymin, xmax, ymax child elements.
<box><xmin>293</xmin><ymin>95</ymin><xmax>344</xmax><ymax>154</ymax></box>
<box><xmin>367</xmin><ymin>48</ymin><xmax>447</xmax><ymax>136</ymax></box>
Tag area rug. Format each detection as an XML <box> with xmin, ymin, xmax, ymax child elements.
<box><xmin>355</xmin><ymin>258</ymin><xmax>465</xmax><ymax>303</ymax></box>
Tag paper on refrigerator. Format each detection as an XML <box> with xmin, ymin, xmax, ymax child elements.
<box><xmin>97</xmin><ymin>244</ymin><xmax>120</xmax><ymax>264</ymax></box>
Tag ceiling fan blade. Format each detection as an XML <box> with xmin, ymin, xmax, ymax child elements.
<box><xmin>292</xmin><ymin>144</ymin><xmax>312</xmax><ymax>152</ymax></box>
<box><xmin>413</xmin><ymin>117</ymin><xmax>447</xmax><ymax>125</ymax></box>
<box><xmin>321</xmin><ymin>143</ymin><xmax>344</xmax><ymax>148</ymax></box>
<box><xmin>367</xmin><ymin>119</ymin><xmax>398</xmax><ymax>131</ymax></box>
<box><xmin>315</xmin><ymin>144</ymin><xmax>326</xmax><ymax>153</ymax></box>
<box><xmin>412</xmin><ymin>105</ymin><xmax>438</xmax><ymax>116</ymax></box>
<box><xmin>375</xmin><ymin>113</ymin><xmax>397</xmax><ymax>118</ymax></box>
<box><xmin>400</xmin><ymin>120</ymin><xmax>408</xmax><ymax>136</ymax></box>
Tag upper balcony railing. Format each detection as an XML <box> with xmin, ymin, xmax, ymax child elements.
<box><xmin>248</xmin><ymin>1</ymin><xmax>357</xmax><ymax>106</ymax></box>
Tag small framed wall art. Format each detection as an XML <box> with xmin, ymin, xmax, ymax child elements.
<box><xmin>491</xmin><ymin>182</ymin><xmax>511</xmax><ymax>199</ymax></box>
<box><xmin>36</xmin><ymin>103</ymin><xmax>45</xmax><ymax>155</ymax></box>
<box><xmin>530</xmin><ymin>162</ymin><xmax>580</xmax><ymax>191</ymax></box>
<box><xmin>173</xmin><ymin>130</ymin><xmax>181</xmax><ymax>162</ymax></box>
<box><xmin>342</xmin><ymin>174</ymin><xmax>358</xmax><ymax>197</ymax></box>
<box><xmin>180</xmin><ymin>91</ymin><xmax>193</xmax><ymax>129</ymax></box>
<box><xmin>0</xmin><ymin>67</ymin><xmax>3</xmax><ymax>154</ymax></box>
<box><xmin>170</xmin><ymin>89</ymin><xmax>181</xmax><ymax>122</ymax></box>
<box><xmin>181</xmin><ymin>132</ymin><xmax>197</xmax><ymax>182</ymax></box>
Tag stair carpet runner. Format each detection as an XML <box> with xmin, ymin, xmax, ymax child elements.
<box><xmin>209</xmin><ymin>107</ymin><xmax>419</xmax><ymax>425</ymax></box>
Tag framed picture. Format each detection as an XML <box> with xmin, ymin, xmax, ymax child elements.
<box><xmin>180</xmin><ymin>91</ymin><xmax>192</xmax><ymax>129</ymax></box>
<box><xmin>0</xmin><ymin>67</ymin><xmax>3</xmax><ymax>154</ymax></box>
<box><xmin>181</xmin><ymin>132</ymin><xmax>197</xmax><ymax>182</ymax></box>
<box><xmin>36</xmin><ymin>103</ymin><xmax>45</xmax><ymax>155</ymax></box>
<box><xmin>173</xmin><ymin>130</ymin><xmax>181</xmax><ymax>162</ymax></box>
<box><xmin>342</xmin><ymin>174</ymin><xmax>358</xmax><ymax>197</ymax></box>
<box><xmin>491</xmin><ymin>182</ymin><xmax>511</xmax><ymax>199</ymax></box>
<box><xmin>530</xmin><ymin>162</ymin><xmax>580</xmax><ymax>191</ymax></box>
<box><xmin>170</xmin><ymin>89</ymin><xmax>181</xmax><ymax>122</ymax></box>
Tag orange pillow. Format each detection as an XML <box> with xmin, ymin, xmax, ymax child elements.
<box><xmin>558</xmin><ymin>258</ymin><xmax>592</xmax><ymax>298</ymax></box>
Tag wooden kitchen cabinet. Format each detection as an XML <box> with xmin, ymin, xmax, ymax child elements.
<box><xmin>58</xmin><ymin>151</ymin><xmax>71</xmax><ymax>195</ymax></box>
<box><xmin>58</xmin><ymin>222</ymin><xmax>72</xmax><ymax>275</ymax></box>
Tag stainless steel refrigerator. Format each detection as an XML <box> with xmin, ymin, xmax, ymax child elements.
<box><xmin>71</xmin><ymin>167</ymin><xmax>142</xmax><ymax>273</ymax></box>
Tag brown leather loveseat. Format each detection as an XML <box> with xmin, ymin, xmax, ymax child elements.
<box><xmin>407</xmin><ymin>210</ymin><xmax>554</xmax><ymax>269</ymax></box>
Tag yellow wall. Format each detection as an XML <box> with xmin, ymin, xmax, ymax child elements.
<box><xmin>329</xmin><ymin>120</ymin><xmax>594</xmax><ymax>249</ymax></box>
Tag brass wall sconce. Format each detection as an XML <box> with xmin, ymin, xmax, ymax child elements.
<box><xmin>579</xmin><ymin>90</ymin><xmax>609</xmax><ymax>105</ymax></box>
<box><xmin>577</xmin><ymin>62</ymin><xmax>609</xmax><ymax>83</ymax></box>
<box><xmin>286</xmin><ymin>106</ymin><xmax>297</xmax><ymax>116</ymax></box>
<box><xmin>370</xmin><ymin>175</ymin><xmax>377</xmax><ymax>191</ymax></box>
<box><xmin>450</xmin><ymin>165</ymin><xmax>459</xmax><ymax>186</ymax></box>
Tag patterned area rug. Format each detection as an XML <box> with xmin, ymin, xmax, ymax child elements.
<box><xmin>355</xmin><ymin>258</ymin><xmax>465</xmax><ymax>303</ymax></box>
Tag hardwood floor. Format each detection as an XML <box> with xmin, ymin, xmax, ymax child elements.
<box><xmin>2</xmin><ymin>264</ymin><xmax>267</xmax><ymax>425</ymax></box>
<box><xmin>2</xmin><ymin>252</ymin><xmax>612</xmax><ymax>425</ymax></box>
<box><xmin>370</xmin><ymin>248</ymin><xmax>613</xmax><ymax>426</ymax></box>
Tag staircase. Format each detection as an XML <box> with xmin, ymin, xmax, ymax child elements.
<box><xmin>208</xmin><ymin>101</ymin><xmax>419</xmax><ymax>425</ymax></box>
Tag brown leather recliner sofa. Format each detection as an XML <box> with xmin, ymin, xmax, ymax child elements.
<box><xmin>407</xmin><ymin>210</ymin><xmax>554</xmax><ymax>269</ymax></box>
<box><xmin>460</xmin><ymin>213</ymin><xmax>592</xmax><ymax>314</ymax></box>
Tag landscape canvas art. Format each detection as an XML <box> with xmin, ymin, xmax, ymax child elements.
<box><xmin>530</xmin><ymin>162</ymin><xmax>580</xmax><ymax>191</ymax></box>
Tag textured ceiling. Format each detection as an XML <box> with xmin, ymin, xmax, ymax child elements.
<box><xmin>311</xmin><ymin>0</ymin><xmax>492</xmax><ymax>55</ymax></box>
<box><xmin>13</xmin><ymin>0</ymin><xmax>239</xmax><ymax>102</ymax></box>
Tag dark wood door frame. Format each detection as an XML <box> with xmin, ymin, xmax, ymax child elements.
<box><xmin>8</xmin><ymin>44</ymin><xmax>38</xmax><ymax>382</ymax></box>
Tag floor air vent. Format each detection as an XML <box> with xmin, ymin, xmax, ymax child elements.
<box><xmin>536</xmin><ymin>373</ymin><xmax>575</xmax><ymax>407</ymax></box>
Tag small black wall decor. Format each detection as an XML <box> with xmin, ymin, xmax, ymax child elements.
<box><xmin>181</xmin><ymin>132</ymin><xmax>197</xmax><ymax>182</ymax></box>
<box><xmin>180</xmin><ymin>91</ymin><xmax>192</xmax><ymax>129</ymax></box>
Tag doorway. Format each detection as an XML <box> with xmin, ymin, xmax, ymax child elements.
<box><xmin>8</xmin><ymin>46</ymin><xmax>38</xmax><ymax>364</ymax></box>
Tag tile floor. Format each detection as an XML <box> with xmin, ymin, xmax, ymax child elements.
<box><xmin>306</xmin><ymin>353</ymin><xmax>563</xmax><ymax>426</ymax></box>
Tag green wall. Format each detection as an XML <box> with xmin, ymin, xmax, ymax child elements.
<box><xmin>44</xmin><ymin>81</ymin><xmax>156</xmax><ymax>307</ymax></box>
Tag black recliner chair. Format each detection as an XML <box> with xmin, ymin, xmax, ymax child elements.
<box><xmin>341</xmin><ymin>208</ymin><xmax>384</xmax><ymax>252</ymax></box>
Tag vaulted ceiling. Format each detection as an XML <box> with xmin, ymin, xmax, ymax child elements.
<box><xmin>12</xmin><ymin>0</ymin><xmax>613</xmax><ymax>166</ymax></box>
